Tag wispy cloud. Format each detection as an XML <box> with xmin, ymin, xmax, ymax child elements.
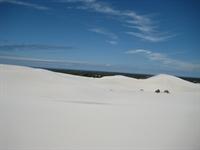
<box><xmin>61</xmin><ymin>0</ymin><xmax>174</xmax><ymax>42</ymax></box>
<box><xmin>124</xmin><ymin>24</ymin><xmax>156</xmax><ymax>33</ymax></box>
<box><xmin>0</xmin><ymin>55</ymin><xmax>111</xmax><ymax>67</ymax></box>
<box><xmin>106</xmin><ymin>40</ymin><xmax>118</xmax><ymax>45</ymax></box>
<box><xmin>126</xmin><ymin>49</ymin><xmax>200</xmax><ymax>71</ymax></box>
<box><xmin>0</xmin><ymin>44</ymin><xmax>75</xmax><ymax>51</ymax></box>
<box><xmin>89</xmin><ymin>28</ymin><xmax>118</xmax><ymax>40</ymax></box>
<box><xmin>0</xmin><ymin>0</ymin><xmax>49</xmax><ymax>10</ymax></box>
<box><xmin>126</xmin><ymin>32</ymin><xmax>175</xmax><ymax>42</ymax></box>
<box><xmin>89</xmin><ymin>28</ymin><xmax>118</xmax><ymax>45</ymax></box>
<box><xmin>126</xmin><ymin>49</ymin><xmax>151</xmax><ymax>54</ymax></box>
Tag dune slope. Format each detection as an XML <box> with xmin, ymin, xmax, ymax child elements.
<box><xmin>0</xmin><ymin>64</ymin><xmax>200</xmax><ymax>150</ymax></box>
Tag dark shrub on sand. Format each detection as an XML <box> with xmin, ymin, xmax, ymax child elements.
<box><xmin>155</xmin><ymin>89</ymin><xmax>160</xmax><ymax>93</ymax></box>
<box><xmin>164</xmin><ymin>90</ymin><xmax>170</xmax><ymax>94</ymax></box>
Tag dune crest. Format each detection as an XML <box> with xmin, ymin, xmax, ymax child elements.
<box><xmin>1</xmin><ymin>64</ymin><xmax>199</xmax><ymax>93</ymax></box>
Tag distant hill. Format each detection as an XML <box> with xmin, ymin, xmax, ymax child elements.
<box><xmin>44</xmin><ymin>68</ymin><xmax>200</xmax><ymax>83</ymax></box>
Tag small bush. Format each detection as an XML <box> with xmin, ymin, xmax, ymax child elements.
<box><xmin>155</xmin><ymin>89</ymin><xmax>160</xmax><ymax>93</ymax></box>
<box><xmin>164</xmin><ymin>90</ymin><xmax>170</xmax><ymax>94</ymax></box>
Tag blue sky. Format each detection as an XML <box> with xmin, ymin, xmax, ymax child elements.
<box><xmin>0</xmin><ymin>0</ymin><xmax>200</xmax><ymax>77</ymax></box>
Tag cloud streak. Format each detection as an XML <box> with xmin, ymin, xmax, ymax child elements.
<box><xmin>126</xmin><ymin>49</ymin><xmax>200</xmax><ymax>71</ymax></box>
<box><xmin>125</xmin><ymin>32</ymin><xmax>175</xmax><ymax>42</ymax></box>
<box><xmin>89</xmin><ymin>28</ymin><xmax>118</xmax><ymax>39</ymax></box>
<box><xmin>0</xmin><ymin>0</ymin><xmax>49</xmax><ymax>10</ymax></box>
<box><xmin>106</xmin><ymin>40</ymin><xmax>118</xmax><ymax>45</ymax></box>
<box><xmin>0</xmin><ymin>44</ymin><xmax>75</xmax><ymax>51</ymax></box>
<box><xmin>0</xmin><ymin>55</ymin><xmax>111</xmax><ymax>67</ymax></box>
<box><xmin>62</xmin><ymin>0</ymin><xmax>174</xmax><ymax>42</ymax></box>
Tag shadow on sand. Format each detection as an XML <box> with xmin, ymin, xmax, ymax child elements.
<box><xmin>51</xmin><ymin>99</ymin><xmax>112</xmax><ymax>106</ymax></box>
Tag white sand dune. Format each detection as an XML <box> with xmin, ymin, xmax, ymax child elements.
<box><xmin>0</xmin><ymin>64</ymin><xmax>200</xmax><ymax>150</ymax></box>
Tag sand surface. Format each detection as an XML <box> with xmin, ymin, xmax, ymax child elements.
<box><xmin>0</xmin><ymin>64</ymin><xmax>200</xmax><ymax>150</ymax></box>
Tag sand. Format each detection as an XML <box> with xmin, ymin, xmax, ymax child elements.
<box><xmin>0</xmin><ymin>64</ymin><xmax>200</xmax><ymax>150</ymax></box>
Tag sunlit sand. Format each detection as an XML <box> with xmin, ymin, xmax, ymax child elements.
<box><xmin>1</xmin><ymin>64</ymin><xmax>200</xmax><ymax>150</ymax></box>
